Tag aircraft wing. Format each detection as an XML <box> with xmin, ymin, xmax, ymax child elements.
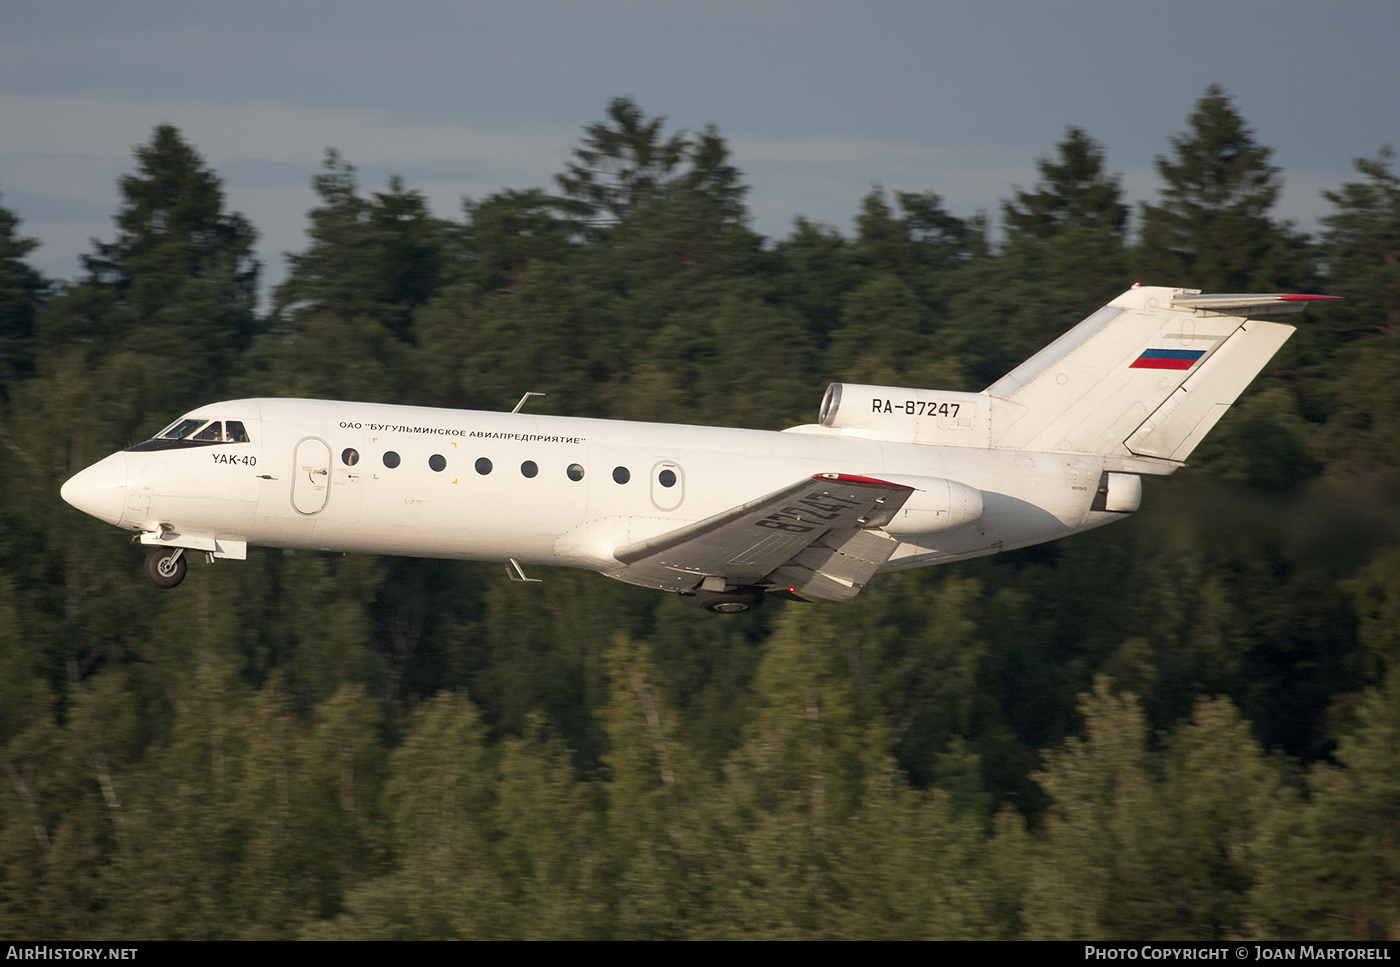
<box><xmin>613</xmin><ymin>473</ymin><xmax>914</xmax><ymax>601</ymax></box>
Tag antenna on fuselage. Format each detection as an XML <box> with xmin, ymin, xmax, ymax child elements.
<box><xmin>511</xmin><ymin>392</ymin><xmax>546</xmax><ymax>414</ymax></box>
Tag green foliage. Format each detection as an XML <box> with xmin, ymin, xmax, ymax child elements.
<box><xmin>276</xmin><ymin>154</ymin><xmax>459</xmax><ymax>338</ymax></box>
<box><xmin>1024</xmin><ymin>678</ymin><xmax>1157</xmax><ymax>938</ymax></box>
<box><xmin>772</xmin><ymin>217</ymin><xmax>859</xmax><ymax>344</ymax></box>
<box><xmin>55</xmin><ymin>126</ymin><xmax>259</xmax><ymax>407</ymax></box>
<box><xmin>555</xmin><ymin>96</ymin><xmax>691</xmax><ymax>235</ymax></box>
<box><xmin>855</xmin><ymin>187</ymin><xmax>980</xmax><ymax>281</ymax></box>
<box><xmin>1137</xmin><ymin>85</ymin><xmax>1311</xmax><ymax>292</ymax></box>
<box><xmin>939</xmin><ymin>130</ymin><xmax>1132</xmax><ymax>386</ymax></box>
<box><xmin>1252</xmin><ymin>668</ymin><xmax>1400</xmax><ymax>940</ymax></box>
<box><xmin>31</xmin><ymin>127</ymin><xmax>260</xmax><ymax>442</ymax></box>
<box><xmin>0</xmin><ymin>195</ymin><xmax>45</xmax><ymax>391</ymax></box>
<box><xmin>459</xmin><ymin>188</ymin><xmax>572</xmax><ymax>296</ymax></box>
<box><xmin>1320</xmin><ymin>146</ymin><xmax>1400</xmax><ymax>336</ymax></box>
<box><xmin>1026</xmin><ymin>682</ymin><xmax>1283</xmax><ymax>940</ymax></box>
<box><xmin>1004</xmin><ymin>127</ymin><xmax>1128</xmax><ymax>244</ymax></box>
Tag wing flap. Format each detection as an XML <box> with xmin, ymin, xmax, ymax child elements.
<box><xmin>769</xmin><ymin>527</ymin><xmax>903</xmax><ymax>602</ymax></box>
<box><xmin>613</xmin><ymin>473</ymin><xmax>913</xmax><ymax>594</ymax></box>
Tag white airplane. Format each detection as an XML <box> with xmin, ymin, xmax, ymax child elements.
<box><xmin>60</xmin><ymin>285</ymin><xmax>1334</xmax><ymax>612</ymax></box>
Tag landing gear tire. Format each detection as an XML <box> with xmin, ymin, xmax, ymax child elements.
<box><xmin>145</xmin><ymin>547</ymin><xmax>187</xmax><ymax>589</ymax></box>
<box><xmin>682</xmin><ymin>586</ymin><xmax>765</xmax><ymax>614</ymax></box>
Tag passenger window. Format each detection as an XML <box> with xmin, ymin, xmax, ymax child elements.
<box><xmin>567</xmin><ymin>464</ymin><xmax>585</xmax><ymax>481</ymax></box>
<box><xmin>429</xmin><ymin>454</ymin><xmax>447</xmax><ymax>472</ymax></box>
<box><xmin>342</xmin><ymin>448</ymin><xmax>360</xmax><ymax>466</ymax></box>
<box><xmin>475</xmin><ymin>457</ymin><xmax>492</xmax><ymax>475</ymax></box>
<box><xmin>521</xmin><ymin>460</ymin><xmax>538</xmax><ymax>478</ymax></box>
<box><xmin>612</xmin><ymin>467</ymin><xmax>630</xmax><ymax>484</ymax></box>
<box><xmin>383</xmin><ymin>451</ymin><xmax>401</xmax><ymax>469</ymax></box>
<box><xmin>658</xmin><ymin>469</ymin><xmax>677</xmax><ymax>488</ymax></box>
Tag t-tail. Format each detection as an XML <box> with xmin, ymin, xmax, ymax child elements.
<box><xmin>981</xmin><ymin>285</ymin><xmax>1338</xmax><ymax>462</ymax></box>
<box><xmin>811</xmin><ymin>285</ymin><xmax>1335</xmax><ymax>468</ymax></box>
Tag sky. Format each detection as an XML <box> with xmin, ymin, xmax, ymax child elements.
<box><xmin>2</xmin><ymin>1</ymin><xmax>1396</xmax><ymax>296</ymax></box>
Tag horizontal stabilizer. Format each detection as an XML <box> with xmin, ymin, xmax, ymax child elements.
<box><xmin>1170</xmin><ymin>293</ymin><xmax>1340</xmax><ymax>316</ymax></box>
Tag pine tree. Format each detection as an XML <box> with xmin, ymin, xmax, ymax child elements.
<box><xmin>0</xmin><ymin>195</ymin><xmax>45</xmax><ymax>391</ymax></box>
<box><xmin>274</xmin><ymin>153</ymin><xmax>458</xmax><ymax>340</ymax></box>
<box><xmin>36</xmin><ymin>126</ymin><xmax>260</xmax><ymax>425</ymax></box>
<box><xmin>599</xmin><ymin>634</ymin><xmax>711</xmax><ymax>939</ymax></box>
<box><xmin>1023</xmin><ymin>678</ymin><xmax>1160</xmax><ymax>938</ymax></box>
<box><xmin>1004</xmin><ymin>127</ymin><xmax>1128</xmax><ymax>244</ymax></box>
<box><xmin>459</xmin><ymin>188</ymin><xmax>572</xmax><ymax>295</ymax></box>
<box><xmin>78</xmin><ymin>126</ymin><xmax>259</xmax><ymax>356</ymax></box>
<box><xmin>1137</xmin><ymin>85</ymin><xmax>1311</xmax><ymax>292</ymax></box>
<box><xmin>1320</xmin><ymin>146</ymin><xmax>1400</xmax><ymax>336</ymax></box>
<box><xmin>773</xmin><ymin>218</ymin><xmax>859</xmax><ymax>345</ymax></box>
<box><xmin>321</xmin><ymin>692</ymin><xmax>508</xmax><ymax>939</ymax></box>
<box><xmin>1161</xmin><ymin>698</ymin><xmax>1281</xmax><ymax>938</ymax></box>
<box><xmin>555</xmin><ymin>97</ymin><xmax>688</xmax><ymax>236</ymax></box>
<box><xmin>1251</xmin><ymin>668</ymin><xmax>1400</xmax><ymax>940</ymax></box>
<box><xmin>940</xmin><ymin>130</ymin><xmax>1128</xmax><ymax>385</ymax></box>
<box><xmin>713</xmin><ymin>607</ymin><xmax>875</xmax><ymax>937</ymax></box>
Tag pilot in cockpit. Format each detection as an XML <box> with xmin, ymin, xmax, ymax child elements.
<box><xmin>126</xmin><ymin>417</ymin><xmax>251</xmax><ymax>451</ymax></box>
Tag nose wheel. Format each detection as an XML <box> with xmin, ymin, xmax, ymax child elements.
<box><xmin>145</xmin><ymin>547</ymin><xmax>187</xmax><ymax>589</ymax></box>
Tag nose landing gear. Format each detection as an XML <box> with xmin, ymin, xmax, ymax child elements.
<box><xmin>145</xmin><ymin>547</ymin><xmax>187</xmax><ymax>589</ymax></box>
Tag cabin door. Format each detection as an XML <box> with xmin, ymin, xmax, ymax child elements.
<box><xmin>291</xmin><ymin>437</ymin><xmax>332</xmax><ymax>515</ymax></box>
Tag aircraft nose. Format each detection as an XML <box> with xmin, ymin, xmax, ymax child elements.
<box><xmin>60</xmin><ymin>452</ymin><xmax>129</xmax><ymax>526</ymax></box>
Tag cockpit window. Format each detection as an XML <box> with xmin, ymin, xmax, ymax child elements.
<box><xmin>127</xmin><ymin>416</ymin><xmax>254</xmax><ymax>452</ymax></box>
<box><xmin>158</xmin><ymin>419</ymin><xmax>208</xmax><ymax>440</ymax></box>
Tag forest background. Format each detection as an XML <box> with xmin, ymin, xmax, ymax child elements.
<box><xmin>1</xmin><ymin>88</ymin><xmax>1398</xmax><ymax>939</ymax></box>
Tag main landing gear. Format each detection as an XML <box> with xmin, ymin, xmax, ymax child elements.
<box><xmin>144</xmin><ymin>547</ymin><xmax>187</xmax><ymax>589</ymax></box>
<box><xmin>680</xmin><ymin>585</ymin><xmax>766</xmax><ymax>614</ymax></box>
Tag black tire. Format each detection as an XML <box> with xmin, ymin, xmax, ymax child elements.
<box><xmin>683</xmin><ymin>587</ymin><xmax>765</xmax><ymax>614</ymax></box>
<box><xmin>145</xmin><ymin>547</ymin><xmax>187</xmax><ymax>589</ymax></box>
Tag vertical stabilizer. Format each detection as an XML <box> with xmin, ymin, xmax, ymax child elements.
<box><xmin>984</xmin><ymin>286</ymin><xmax>1318</xmax><ymax>459</ymax></box>
<box><xmin>1123</xmin><ymin>319</ymin><xmax>1294</xmax><ymax>461</ymax></box>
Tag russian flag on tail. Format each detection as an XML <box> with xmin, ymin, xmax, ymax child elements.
<box><xmin>1130</xmin><ymin>349</ymin><xmax>1205</xmax><ymax>371</ymax></box>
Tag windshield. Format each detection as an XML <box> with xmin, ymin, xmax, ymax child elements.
<box><xmin>158</xmin><ymin>418</ymin><xmax>208</xmax><ymax>440</ymax></box>
<box><xmin>128</xmin><ymin>416</ymin><xmax>254</xmax><ymax>452</ymax></box>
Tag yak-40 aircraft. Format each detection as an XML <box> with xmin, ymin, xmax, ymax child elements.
<box><xmin>61</xmin><ymin>285</ymin><xmax>1334</xmax><ymax>612</ymax></box>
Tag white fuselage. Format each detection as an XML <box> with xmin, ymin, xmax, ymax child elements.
<box><xmin>65</xmin><ymin>397</ymin><xmax>1129</xmax><ymax>591</ymax></box>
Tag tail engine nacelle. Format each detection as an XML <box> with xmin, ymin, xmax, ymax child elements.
<box><xmin>818</xmin><ymin>382</ymin><xmax>989</xmax><ymax>446</ymax></box>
